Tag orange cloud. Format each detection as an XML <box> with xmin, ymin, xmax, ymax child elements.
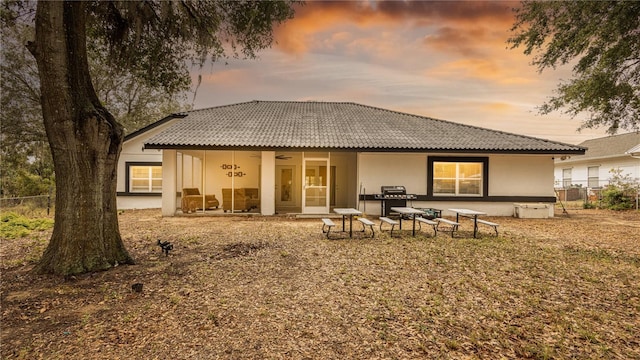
<box><xmin>423</xmin><ymin>26</ymin><xmax>489</xmax><ymax>57</ymax></box>
<box><xmin>483</xmin><ymin>102</ymin><xmax>513</xmax><ymax>113</ymax></box>
<box><xmin>274</xmin><ymin>0</ymin><xmax>522</xmax><ymax>65</ymax></box>
<box><xmin>274</xmin><ymin>2</ymin><xmax>378</xmax><ymax>54</ymax></box>
<box><xmin>427</xmin><ymin>58</ymin><xmax>501</xmax><ymax>80</ymax></box>
<box><xmin>424</xmin><ymin>55</ymin><xmax>537</xmax><ymax>87</ymax></box>
<box><xmin>200</xmin><ymin>69</ymin><xmax>252</xmax><ymax>87</ymax></box>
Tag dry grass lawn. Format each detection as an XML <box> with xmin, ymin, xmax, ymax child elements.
<box><xmin>1</xmin><ymin>208</ymin><xmax>639</xmax><ymax>359</ymax></box>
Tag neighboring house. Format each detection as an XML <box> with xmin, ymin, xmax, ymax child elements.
<box><xmin>553</xmin><ymin>132</ymin><xmax>640</xmax><ymax>192</ymax></box>
<box><xmin>117</xmin><ymin>101</ymin><xmax>586</xmax><ymax>217</ymax></box>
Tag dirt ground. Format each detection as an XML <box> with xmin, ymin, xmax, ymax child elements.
<box><xmin>1</xmin><ymin>208</ymin><xmax>639</xmax><ymax>359</ymax></box>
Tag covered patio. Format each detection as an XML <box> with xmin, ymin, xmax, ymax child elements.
<box><xmin>163</xmin><ymin>149</ymin><xmax>358</xmax><ymax>216</ymax></box>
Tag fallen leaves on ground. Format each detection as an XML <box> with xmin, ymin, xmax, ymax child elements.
<box><xmin>1</xmin><ymin>208</ymin><xmax>639</xmax><ymax>359</ymax></box>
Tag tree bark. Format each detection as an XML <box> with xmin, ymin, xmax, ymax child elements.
<box><xmin>30</xmin><ymin>1</ymin><xmax>134</xmax><ymax>275</ymax></box>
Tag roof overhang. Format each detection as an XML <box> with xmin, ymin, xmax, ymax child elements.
<box><xmin>143</xmin><ymin>143</ymin><xmax>586</xmax><ymax>155</ymax></box>
<box><xmin>139</xmin><ymin>101</ymin><xmax>588</xmax><ymax>155</ymax></box>
<box><xmin>124</xmin><ymin>112</ymin><xmax>188</xmax><ymax>142</ymax></box>
<box><xmin>626</xmin><ymin>144</ymin><xmax>640</xmax><ymax>158</ymax></box>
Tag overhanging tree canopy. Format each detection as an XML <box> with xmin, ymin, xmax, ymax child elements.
<box><xmin>509</xmin><ymin>1</ymin><xmax>640</xmax><ymax>134</ymax></box>
<box><xmin>1</xmin><ymin>18</ymin><xmax>189</xmax><ymax>198</ymax></box>
<box><xmin>5</xmin><ymin>0</ymin><xmax>298</xmax><ymax>276</ymax></box>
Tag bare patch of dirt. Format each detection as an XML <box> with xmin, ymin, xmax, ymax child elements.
<box><xmin>1</xmin><ymin>208</ymin><xmax>639</xmax><ymax>359</ymax></box>
<box><xmin>211</xmin><ymin>241</ymin><xmax>274</xmax><ymax>260</ymax></box>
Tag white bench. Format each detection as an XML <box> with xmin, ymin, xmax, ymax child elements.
<box><xmin>357</xmin><ymin>217</ymin><xmax>376</xmax><ymax>238</ymax></box>
<box><xmin>435</xmin><ymin>218</ymin><xmax>460</xmax><ymax>237</ymax></box>
<box><xmin>379</xmin><ymin>216</ymin><xmax>399</xmax><ymax>237</ymax></box>
<box><xmin>321</xmin><ymin>218</ymin><xmax>335</xmax><ymax>238</ymax></box>
<box><xmin>473</xmin><ymin>219</ymin><xmax>499</xmax><ymax>236</ymax></box>
<box><xmin>416</xmin><ymin>217</ymin><xmax>438</xmax><ymax>237</ymax></box>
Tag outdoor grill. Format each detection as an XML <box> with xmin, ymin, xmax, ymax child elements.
<box><xmin>376</xmin><ymin>186</ymin><xmax>417</xmax><ymax>217</ymax></box>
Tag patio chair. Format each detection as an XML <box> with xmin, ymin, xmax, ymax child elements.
<box><xmin>181</xmin><ymin>188</ymin><xmax>219</xmax><ymax>213</ymax></box>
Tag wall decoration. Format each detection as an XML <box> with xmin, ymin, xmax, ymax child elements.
<box><xmin>221</xmin><ymin>164</ymin><xmax>246</xmax><ymax>177</ymax></box>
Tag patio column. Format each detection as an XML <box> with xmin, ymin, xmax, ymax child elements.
<box><xmin>261</xmin><ymin>151</ymin><xmax>275</xmax><ymax>215</ymax></box>
<box><xmin>161</xmin><ymin>150</ymin><xmax>177</xmax><ymax>217</ymax></box>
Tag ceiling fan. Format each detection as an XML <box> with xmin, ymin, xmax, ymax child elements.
<box><xmin>249</xmin><ymin>154</ymin><xmax>292</xmax><ymax>160</ymax></box>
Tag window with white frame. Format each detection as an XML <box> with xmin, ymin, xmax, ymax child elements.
<box><xmin>432</xmin><ymin>160</ymin><xmax>483</xmax><ymax>196</ymax></box>
<box><xmin>562</xmin><ymin>168</ymin><xmax>572</xmax><ymax>188</ymax></box>
<box><xmin>127</xmin><ymin>163</ymin><xmax>162</xmax><ymax>193</ymax></box>
<box><xmin>588</xmin><ymin>166</ymin><xmax>600</xmax><ymax>188</ymax></box>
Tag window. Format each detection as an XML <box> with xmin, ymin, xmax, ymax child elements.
<box><xmin>431</xmin><ymin>159</ymin><xmax>484</xmax><ymax>196</ymax></box>
<box><xmin>562</xmin><ymin>168</ymin><xmax>572</xmax><ymax>188</ymax></box>
<box><xmin>588</xmin><ymin>166</ymin><xmax>600</xmax><ymax>188</ymax></box>
<box><xmin>127</xmin><ymin>163</ymin><xmax>162</xmax><ymax>193</ymax></box>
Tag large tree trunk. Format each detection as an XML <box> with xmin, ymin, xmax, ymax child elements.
<box><xmin>30</xmin><ymin>1</ymin><xmax>134</xmax><ymax>275</ymax></box>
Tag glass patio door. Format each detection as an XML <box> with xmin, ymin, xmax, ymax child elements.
<box><xmin>276</xmin><ymin>165</ymin><xmax>296</xmax><ymax>208</ymax></box>
<box><xmin>302</xmin><ymin>158</ymin><xmax>329</xmax><ymax>213</ymax></box>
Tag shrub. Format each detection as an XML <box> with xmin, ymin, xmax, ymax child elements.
<box><xmin>0</xmin><ymin>212</ymin><xmax>54</xmax><ymax>239</ymax></box>
<box><xmin>601</xmin><ymin>187</ymin><xmax>633</xmax><ymax>210</ymax></box>
<box><xmin>600</xmin><ymin>168</ymin><xmax>639</xmax><ymax>211</ymax></box>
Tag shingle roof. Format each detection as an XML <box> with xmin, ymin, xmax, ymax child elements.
<box><xmin>124</xmin><ymin>113</ymin><xmax>187</xmax><ymax>141</ymax></box>
<box><xmin>143</xmin><ymin>101</ymin><xmax>585</xmax><ymax>154</ymax></box>
<box><xmin>568</xmin><ymin>132</ymin><xmax>640</xmax><ymax>161</ymax></box>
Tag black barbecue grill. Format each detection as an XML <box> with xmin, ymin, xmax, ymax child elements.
<box><xmin>377</xmin><ymin>186</ymin><xmax>417</xmax><ymax>217</ymax></box>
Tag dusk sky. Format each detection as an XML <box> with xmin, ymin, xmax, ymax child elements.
<box><xmin>190</xmin><ymin>1</ymin><xmax>610</xmax><ymax>145</ymax></box>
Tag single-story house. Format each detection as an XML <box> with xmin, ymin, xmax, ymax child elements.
<box><xmin>116</xmin><ymin>113</ymin><xmax>180</xmax><ymax>210</ymax></box>
<box><xmin>117</xmin><ymin>101</ymin><xmax>586</xmax><ymax>217</ymax></box>
<box><xmin>554</xmin><ymin>132</ymin><xmax>640</xmax><ymax>192</ymax></box>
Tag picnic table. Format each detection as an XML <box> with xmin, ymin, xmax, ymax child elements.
<box><xmin>390</xmin><ymin>207</ymin><xmax>425</xmax><ymax>236</ymax></box>
<box><xmin>333</xmin><ymin>208</ymin><xmax>362</xmax><ymax>238</ymax></box>
<box><xmin>448</xmin><ymin>208</ymin><xmax>486</xmax><ymax>238</ymax></box>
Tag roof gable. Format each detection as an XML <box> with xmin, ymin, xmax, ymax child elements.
<box><xmin>124</xmin><ymin>113</ymin><xmax>188</xmax><ymax>142</ymax></box>
<box><xmin>627</xmin><ymin>144</ymin><xmax>640</xmax><ymax>156</ymax></box>
<box><xmin>572</xmin><ymin>132</ymin><xmax>640</xmax><ymax>161</ymax></box>
<box><xmin>143</xmin><ymin>101</ymin><xmax>585</xmax><ymax>154</ymax></box>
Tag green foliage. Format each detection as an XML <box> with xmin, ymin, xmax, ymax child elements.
<box><xmin>1</xmin><ymin>1</ymin><xmax>299</xmax><ymax>198</ymax></box>
<box><xmin>600</xmin><ymin>168</ymin><xmax>639</xmax><ymax>210</ymax></box>
<box><xmin>88</xmin><ymin>1</ymin><xmax>299</xmax><ymax>94</ymax></box>
<box><xmin>88</xmin><ymin>47</ymin><xmax>191</xmax><ymax>134</ymax></box>
<box><xmin>509</xmin><ymin>1</ymin><xmax>640</xmax><ymax>134</ymax></box>
<box><xmin>8</xmin><ymin>170</ymin><xmax>54</xmax><ymax>197</ymax></box>
<box><xmin>602</xmin><ymin>187</ymin><xmax>633</xmax><ymax>210</ymax></box>
<box><xmin>0</xmin><ymin>6</ymin><xmax>189</xmax><ymax>195</ymax></box>
<box><xmin>0</xmin><ymin>22</ymin><xmax>53</xmax><ymax>197</ymax></box>
<box><xmin>2</xmin><ymin>0</ymin><xmax>300</xmax><ymax>275</ymax></box>
<box><xmin>0</xmin><ymin>211</ymin><xmax>54</xmax><ymax>239</ymax></box>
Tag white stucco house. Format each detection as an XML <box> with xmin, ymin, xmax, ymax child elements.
<box><xmin>554</xmin><ymin>132</ymin><xmax>640</xmax><ymax>192</ymax></box>
<box><xmin>116</xmin><ymin>113</ymin><xmax>181</xmax><ymax>210</ymax></box>
<box><xmin>117</xmin><ymin>101</ymin><xmax>586</xmax><ymax>217</ymax></box>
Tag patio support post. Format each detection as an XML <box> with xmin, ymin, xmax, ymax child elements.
<box><xmin>261</xmin><ymin>151</ymin><xmax>276</xmax><ymax>215</ymax></box>
<box><xmin>161</xmin><ymin>150</ymin><xmax>177</xmax><ymax>217</ymax></box>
